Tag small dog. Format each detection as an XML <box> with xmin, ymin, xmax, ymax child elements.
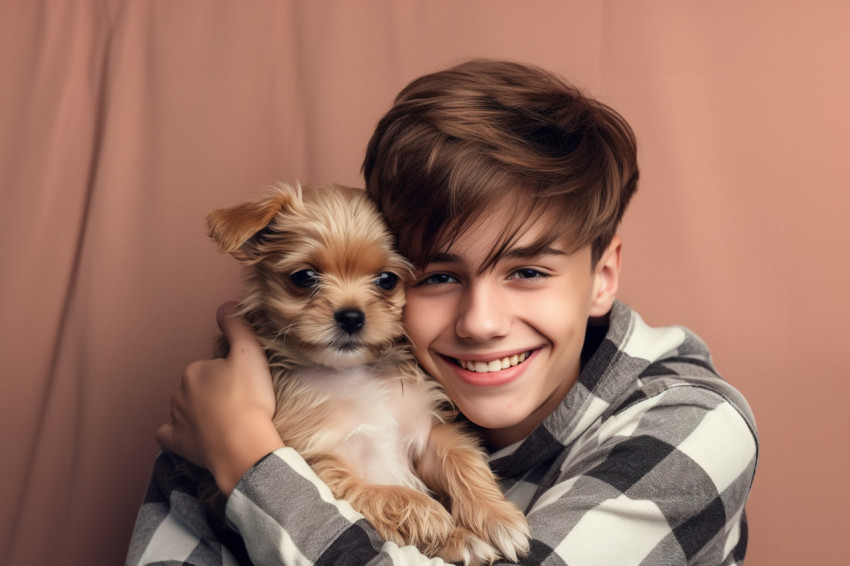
<box><xmin>206</xmin><ymin>183</ymin><xmax>530</xmax><ymax>564</ymax></box>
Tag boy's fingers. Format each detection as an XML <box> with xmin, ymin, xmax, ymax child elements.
<box><xmin>215</xmin><ymin>302</ymin><xmax>264</xmax><ymax>360</ymax></box>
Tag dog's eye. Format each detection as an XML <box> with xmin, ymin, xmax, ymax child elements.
<box><xmin>375</xmin><ymin>272</ymin><xmax>399</xmax><ymax>290</ymax></box>
<box><xmin>291</xmin><ymin>269</ymin><xmax>320</xmax><ymax>288</ymax></box>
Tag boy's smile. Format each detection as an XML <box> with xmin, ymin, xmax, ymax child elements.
<box><xmin>403</xmin><ymin>209</ymin><xmax>620</xmax><ymax>449</ymax></box>
<box><xmin>442</xmin><ymin>349</ymin><xmax>537</xmax><ymax>387</ymax></box>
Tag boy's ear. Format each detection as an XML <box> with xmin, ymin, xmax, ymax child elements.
<box><xmin>589</xmin><ymin>236</ymin><xmax>622</xmax><ymax>317</ymax></box>
<box><xmin>206</xmin><ymin>186</ymin><xmax>298</xmax><ymax>260</ymax></box>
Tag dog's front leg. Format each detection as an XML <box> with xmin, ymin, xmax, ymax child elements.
<box><xmin>310</xmin><ymin>454</ymin><xmax>455</xmax><ymax>557</ymax></box>
<box><xmin>417</xmin><ymin>423</ymin><xmax>531</xmax><ymax>565</ymax></box>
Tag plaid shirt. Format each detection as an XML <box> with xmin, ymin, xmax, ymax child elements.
<box><xmin>127</xmin><ymin>301</ymin><xmax>758</xmax><ymax>565</ymax></box>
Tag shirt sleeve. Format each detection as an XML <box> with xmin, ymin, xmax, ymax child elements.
<box><xmin>125</xmin><ymin>451</ymin><xmax>250</xmax><ymax>566</ymax></box>
<box><xmin>125</xmin><ymin>449</ymin><xmax>454</xmax><ymax>565</ymax></box>
<box><xmin>225</xmin><ymin>447</ymin><xmax>449</xmax><ymax>565</ymax></box>
<box><xmin>522</xmin><ymin>386</ymin><xmax>758</xmax><ymax>566</ymax></box>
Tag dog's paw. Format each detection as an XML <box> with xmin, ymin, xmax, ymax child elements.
<box><xmin>357</xmin><ymin>485</ymin><xmax>455</xmax><ymax>556</ymax></box>
<box><xmin>438</xmin><ymin>527</ymin><xmax>497</xmax><ymax>566</ymax></box>
<box><xmin>456</xmin><ymin>497</ymin><xmax>531</xmax><ymax>563</ymax></box>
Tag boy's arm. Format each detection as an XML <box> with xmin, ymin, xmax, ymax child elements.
<box><xmin>125</xmin><ymin>451</ymin><xmax>251</xmax><ymax>566</ymax></box>
<box><xmin>226</xmin><ymin>447</ymin><xmax>449</xmax><ymax>565</ymax></box>
<box><xmin>126</xmin><ymin>448</ymin><xmax>451</xmax><ymax>566</ymax></box>
<box><xmin>155</xmin><ymin>302</ymin><xmax>284</xmax><ymax>498</ymax></box>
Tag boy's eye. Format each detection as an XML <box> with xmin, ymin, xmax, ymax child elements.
<box><xmin>417</xmin><ymin>273</ymin><xmax>458</xmax><ymax>286</ymax></box>
<box><xmin>509</xmin><ymin>268</ymin><xmax>545</xmax><ymax>280</ymax></box>
<box><xmin>291</xmin><ymin>269</ymin><xmax>320</xmax><ymax>288</ymax></box>
<box><xmin>375</xmin><ymin>272</ymin><xmax>399</xmax><ymax>290</ymax></box>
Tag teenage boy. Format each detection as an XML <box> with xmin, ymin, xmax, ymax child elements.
<box><xmin>128</xmin><ymin>59</ymin><xmax>758</xmax><ymax>565</ymax></box>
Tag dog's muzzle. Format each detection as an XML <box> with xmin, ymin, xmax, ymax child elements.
<box><xmin>335</xmin><ymin>308</ymin><xmax>365</xmax><ymax>334</ymax></box>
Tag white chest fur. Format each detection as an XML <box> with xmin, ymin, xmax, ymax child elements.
<box><xmin>289</xmin><ymin>365</ymin><xmax>437</xmax><ymax>490</ymax></box>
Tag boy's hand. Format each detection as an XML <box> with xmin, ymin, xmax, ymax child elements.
<box><xmin>156</xmin><ymin>302</ymin><xmax>284</xmax><ymax>496</ymax></box>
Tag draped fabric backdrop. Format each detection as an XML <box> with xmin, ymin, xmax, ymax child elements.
<box><xmin>1</xmin><ymin>2</ymin><xmax>847</xmax><ymax>565</ymax></box>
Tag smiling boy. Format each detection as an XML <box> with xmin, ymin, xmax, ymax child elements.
<box><xmin>128</xmin><ymin>60</ymin><xmax>758</xmax><ymax>565</ymax></box>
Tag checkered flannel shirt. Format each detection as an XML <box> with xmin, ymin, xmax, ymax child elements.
<box><xmin>127</xmin><ymin>301</ymin><xmax>758</xmax><ymax>565</ymax></box>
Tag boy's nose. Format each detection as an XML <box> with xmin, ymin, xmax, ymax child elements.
<box><xmin>455</xmin><ymin>284</ymin><xmax>510</xmax><ymax>342</ymax></box>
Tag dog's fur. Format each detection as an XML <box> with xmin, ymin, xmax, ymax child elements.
<box><xmin>205</xmin><ymin>183</ymin><xmax>529</xmax><ymax>564</ymax></box>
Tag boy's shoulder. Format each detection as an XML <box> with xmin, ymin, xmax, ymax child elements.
<box><xmin>594</xmin><ymin>301</ymin><xmax>757</xmax><ymax>437</ymax></box>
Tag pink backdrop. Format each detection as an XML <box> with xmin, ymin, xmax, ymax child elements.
<box><xmin>2</xmin><ymin>2</ymin><xmax>848</xmax><ymax>564</ymax></box>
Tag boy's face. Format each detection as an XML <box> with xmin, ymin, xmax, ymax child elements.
<box><xmin>403</xmin><ymin>208</ymin><xmax>621</xmax><ymax>449</ymax></box>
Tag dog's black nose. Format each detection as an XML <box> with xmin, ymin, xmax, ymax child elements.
<box><xmin>335</xmin><ymin>308</ymin><xmax>365</xmax><ymax>334</ymax></box>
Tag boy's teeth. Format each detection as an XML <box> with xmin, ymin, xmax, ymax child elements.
<box><xmin>458</xmin><ymin>352</ymin><xmax>528</xmax><ymax>373</ymax></box>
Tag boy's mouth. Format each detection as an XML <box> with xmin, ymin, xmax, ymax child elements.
<box><xmin>452</xmin><ymin>351</ymin><xmax>531</xmax><ymax>373</ymax></box>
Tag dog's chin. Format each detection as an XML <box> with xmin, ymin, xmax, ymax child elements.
<box><xmin>303</xmin><ymin>343</ymin><xmax>378</xmax><ymax>370</ymax></box>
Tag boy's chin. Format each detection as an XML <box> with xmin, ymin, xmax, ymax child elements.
<box><xmin>458</xmin><ymin>403</ymin><xmax>529</xmax><ymax>434</ymax></box>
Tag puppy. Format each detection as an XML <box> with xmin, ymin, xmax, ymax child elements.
<box><xmin>206</xmin><ymin>183</ymin><xmax>529</xmax><ymax>564</ymax></box>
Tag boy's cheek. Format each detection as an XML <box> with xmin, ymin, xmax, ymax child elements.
<box><xmin>404</xmin><ymin>295</ymin><xmax>451</xmax><ymax>334</ymax></box>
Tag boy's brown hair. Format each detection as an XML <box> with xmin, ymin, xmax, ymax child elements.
<box><xmin>363</xmin><ymin>59</ymin><xmax>639</xmax><ymax>271</ymax></box>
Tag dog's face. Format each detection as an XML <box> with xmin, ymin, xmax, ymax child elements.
<box><xmin>207</xmin><ymin>183</ymin><xmax>413</xmax><ymax>369</ymax></box>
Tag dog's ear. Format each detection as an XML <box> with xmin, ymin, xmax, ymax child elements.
<box><xmin>206</xmin><ymin>186</ymin><xmax>298</xmax><ymax>260</ymax></box>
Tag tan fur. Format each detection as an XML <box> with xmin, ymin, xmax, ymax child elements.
<box><xmin>206</xmin><ymin>183</ymin><xmax>529</xmax><ymax>564</ymax></box>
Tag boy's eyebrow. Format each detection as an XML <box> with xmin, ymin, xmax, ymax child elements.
<box><xmin>429</xmin><ymin>252</ymin><xmax>461</xmax><ymax>264</ymax></box>
<box><xmin>502</xmin><ymin>245</ymin><xmax>568</xmax><ymax>259</ymax></box>
<box><xmin>427</xmin><ymin>245</ymin><xmax>567</xmax><ymax>265</ymax></box>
